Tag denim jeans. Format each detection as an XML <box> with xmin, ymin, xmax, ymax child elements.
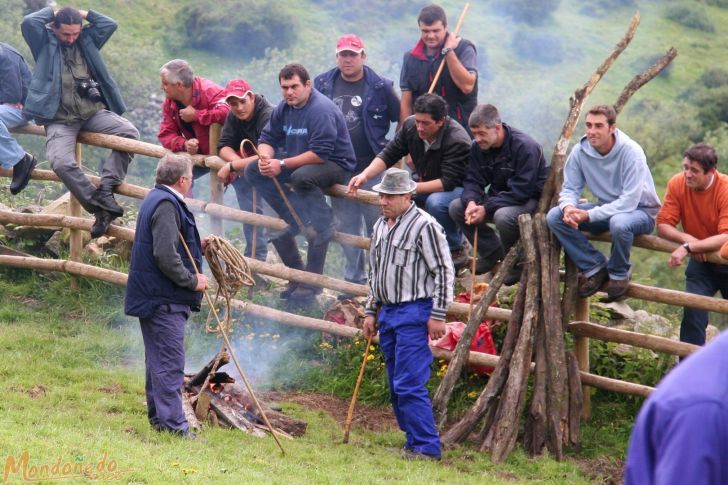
<box><xmin>449</xmin><ymin>198</ymin><xmax>538</xmax><ymax>261</ymax></box>
<box><xmin>331</xmin><ymin>172</ymin><xmax>382</xmax><ymax>284</ymax></box>
<box><xmin>546</xmin><ymin>203</ymin><xmax>655</xmax><ymax>280</ymax></box>
<box><xmin>0</xmin><ymin>104</ymin><xmax>32</xmax><ymax>168</ymax></box>
<box><xmin>680</xmin><ymin>259</ymin><xmax>728</xmax><ymax>346</ymax></box>
<box><xmin>414</xmin><ymin>187</ymin><xmax>464</xmax><ymax>250</ymax></box>
<box><xmin>245</xmin><ymin>159</ymin><xmax>346</xmax><ymax>235</ymax></box>
<box><xmin>231</xmin><ymin>174</ymin><xmax>268</xmax><ymax>261</ymax></box>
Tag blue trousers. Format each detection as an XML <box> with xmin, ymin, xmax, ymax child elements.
<box><xmin>681</xmin><ymin>259</ymin><xmax>728</xmax><ymax>346</ymax></box>
<box><xmin>0</xmin><ymin>104</ymin><xmax>31</xmax><ymax>168</ymax></box>
<box><xmin>231</xmin><ymin>174</ymin><xmax>268</xmax><ymax>261</ymax></box>
<box><xmin>378</xmin><ymin>299</ymin><xmax>441</xmax><ymax>457</ymax></box>
<box><xmin>139</xmin><ymin>303</ymin><xmax>190</xmax><ymax>432</ymax></box>
<box><xmin>546</xmin><ymin>204</ymin><xmax>655</xmax><ymax>280</ymax></box>
<box><xmin>415</xmin><ymin>188</ymin><xmax>464</xmax><ymax>250</ymax></box>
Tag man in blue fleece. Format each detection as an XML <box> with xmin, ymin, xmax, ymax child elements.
<box><xmin>245</xmin><ymin>63</ymin><xmax>356</xmax><ymax>301</ymax></box>
<box><xmin>624</xmin><ymin>330</ymin><xmax>728</xmax><ymax>484</ymax></box>
<box><xmin>546</xmin><ymin>105</ymin><xmax>660</xmax><ymax>301</ymax></box>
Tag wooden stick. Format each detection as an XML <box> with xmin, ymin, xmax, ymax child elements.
<box><xmin>240</xmin><ymin>139</ymin><xmax>307</xmax><ymax>235</ymax></box>
<box><xmin>177</xmin><ymin>233</ymin><xmax>286</xmax><ymax>455</ymax></box>
<box><xmin>428</xmin><ymin>3</ymin><xmax>471</xmax><ymax>94</ymax></box>
<box><xmin>468</xmin><ymin>226</ymin><xmax>479</xmax><ymax>319</ymax></box>
<box><xmin>343</xmin><ymin>333</ymin><xmax>373</xmax><ymax>444</ymax></box>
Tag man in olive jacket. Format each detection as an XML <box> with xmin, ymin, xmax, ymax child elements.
<box><xmin>22</xmin><ymin>6</ymin><xmax>138</xmax><ymax>238</ymax></box>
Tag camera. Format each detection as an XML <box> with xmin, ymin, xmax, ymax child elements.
<box><xmin>76</xmin><ymin>79</ymin><xmax>102</xmax><ymax>102</ymax></box>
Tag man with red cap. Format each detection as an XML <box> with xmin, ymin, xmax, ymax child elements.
<box><xmin>314</xmin><ymin>34</ymin><xmax>400</xmax><ymax>293</ymax></box>
<box><xmin>158</xmin><ymin>59</ymin><xmax>228</xmax><ymax>180</ymax></box>
<box><xmin>216</xmin><ymin>79</ymin><xmax>275</xmax><ymax>261</ymax></box>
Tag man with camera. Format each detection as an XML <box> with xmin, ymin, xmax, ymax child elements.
<box><xmin>22</xmin><ymin>6</ymin><xmax>139</xmax><ymax>238</ymax></box>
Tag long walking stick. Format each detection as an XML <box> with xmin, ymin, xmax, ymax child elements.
<box><xmin>178</xmin><ymin>233</ymin><xmax>286</xmax><ymax>455</ymax></box>
<box><xmin>342</xmin><ymin>333</ymin><xmax>374</xmax><ymax>444</ymax></box>
<box><xmin>427</xmin><ymin>3</ymin><xmax>471</xmax><ymax>94</ymax></box>
<box><xmin>468</xmin><ymin>225</ymin><xmax>479</xmax><ymax>320</ymax></box>
<box><xmin>241</xmin><ymin>139</ymin><xmax>307</xmax><ymax>235</ymax></box>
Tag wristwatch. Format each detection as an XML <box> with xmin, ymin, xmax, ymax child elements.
<box><xmin>682</xmin><ymin>242</ymin><xmax>691</xmax><ymax>253</ymax></box>
<box><xmin>441</xmin><ymin>47</ymin><xmax>453</xmax><ymax>56</ymax></box>
<box><xmin>279</xmin><ymin>159</ymin><xmax>286</xmax><ymax>169</ymax></box>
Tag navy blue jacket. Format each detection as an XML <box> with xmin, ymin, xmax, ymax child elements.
<box><xmin>21</xmin><ymin>7</ymin><xmax>126</xmax><ymax>121</ymax></box>
<box><xmin>461</xmin><ymin>124</ymin><xmax>549</xmax><ymax>214</ymax></box>
<box><xmin>259</xmin><ymin>89</ymin><xmax>356</xmax><ymax>172</ymax></box>
<box><xmin>125</xmin><ymin>186</ymin><xmax>202</xmax><ymax>319</ymax></box>
<box><xmin>0</xmin><ymin>43</ymin><xmax>32</xmax><ymax>104</ymax></box>
<box><xmin>314</xmin><ymin>65</ymin><xmax>399</xmax><ymax>157</ymax></box>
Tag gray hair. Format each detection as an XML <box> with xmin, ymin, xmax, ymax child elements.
<box><xmin>156</xmin><ymin>154</ymin><xmax>191</xmax><ymax>185</ymax></box>
<box><xmin>469</xmin><ymin>104</ymin><xmax>501</xmax><ymax>129</ymax></box>
<box><xmin>160</xmin><ymin>59</ymin><xmax>194</xmax><ymax>87</ymax></box>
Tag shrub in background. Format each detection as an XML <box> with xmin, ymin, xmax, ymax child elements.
<box><xmin>665</xmin><ymin>5</ymin><xmax>715</xmax><ymax>32</ymax></box>
<box><xmin>492</xmin><ymin>0</ymin><xmax>561</xmax><ymax>25</ymax></box>
<box><xmin>511</xmin><ymin>31</ymin><xmax>564</xmax><ymax>65</ymax></box>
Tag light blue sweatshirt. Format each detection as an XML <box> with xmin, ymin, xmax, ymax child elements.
<box><xmin>558</xmin><ymin>129</ymin><xmax>661</xmax><ymax>222</ymax></box>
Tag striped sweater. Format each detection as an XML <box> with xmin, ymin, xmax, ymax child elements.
<box><xmin>366</xmin><ymin>203</ymin><xmax>454</xmax><ymax>320</ymax></box>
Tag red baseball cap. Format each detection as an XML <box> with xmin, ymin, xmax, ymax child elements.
<box><xmin>224</xmin><ymin>79</ymin><xmax>253</xmax><ymax>102</ymax></box>
<box><xmin>336</xmin><ymin>34</ymin><xmax>365</xmax><ymax>54</ymax></box>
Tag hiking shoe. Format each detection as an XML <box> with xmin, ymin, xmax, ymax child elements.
<box><xmin>503</xmin><ymin>264</ymin><xmax>523</xmax><ymax>286</ymax></box>
<box><xmin>605</xmin><ymin>277</ymin><xmax>630</xmax><ymax>302</ymax></box>
<box><xmin>289</xmin><ymin>284</ymin><xmax>322</xmax><ymax>301</ymax></box>
<box><xmin>578</xmin><ymin>267</ymin><xmax>608</xmax><ymax>298</ymax></box>
<box><xmin>451</xmin><ymin>239</ymin><xmax>472</xmax><ymax>271</ymax></box>
<box><xmin>90</xmin><ymin>210</ymin><xmax>114</xmax><ymax>238</ymax></box>
<box><xmin>91</xmin><ymin>187</ymin><xmax>124</xmax><ymax>217</ymax></box>
<box><xmin>280</xmin><ymin>282</ymin><xmax>299</xmax><ymax>299</ymax></box>
<box><xmin>10</xmin><ymin>153</ymin><xmax>37</xmax><ymax>195</ymax></box>
<box><xmin>401</xmin><ymin>449</ymin><xmax>441</xmax><ymax>461</ymax></box>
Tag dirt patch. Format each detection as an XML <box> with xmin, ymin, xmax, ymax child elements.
<box><xmin>263</xmin><ymin>391</ymin><xmax>398</xmax><ymax>433</ymax></box>
<box><xmin>574</xmin><ymin>455</ymin><xmax>624</xmax><ymax>485</ymax></box>
<box><xmin>99</xmin><ymin>384</ymin><xmax>124</xmax><ymax>394</ymax></box>
<box><xmin>9</xmin><ymin>384</ymin><xmax>46</xmax><ymax>399</ymax></box>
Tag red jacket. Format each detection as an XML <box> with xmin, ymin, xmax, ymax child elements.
<box><xmin>158</xmin><ymin>76</ymin><xmax>229</xmax><ymax>155</ymax></box>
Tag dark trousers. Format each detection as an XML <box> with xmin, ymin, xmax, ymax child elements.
<box><xmin>231</xmin><ymin>174</ymin><xmax>268</xmax><ymax>261</ymax></box>
<box><xmin>681</xmin><ymin>259</ymin><xmax>728</xmax><ymax>345</ymax></box>
<box><xmin>244</xmin><ymin>160</ymin><xmax>346</xmax><ymax>234</ymax></box>
<box><xmin>139</xmin><ymin>303</ymin><xmax>190</xmax><ymax>432</ymax></box>
<box><xmin>378</xmin><ymin>299</ymin><xmax>441</xmax><ymax>458</ymax></box>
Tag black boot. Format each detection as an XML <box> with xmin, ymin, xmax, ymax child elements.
<box><xmin>92</xmin><ymin>181</ymin><xmax>124</xmax><ymax>217</ymax></box>
<box><xmin>271</xmin><ymin>233</ymin><xmax>304</xmax><ymax>299</ymax></box>
<box><xmin>10</xmin><ymin>153</ymin><xmax>37</xmax><ymax>195</ymax></box>
<box><xmin>90</xmin><ymin>210</ymin><xmax>114</xmax><ymax>238</ymax></box>
<box><xmin>289</xmin><ymin>240</ymin><xmax>329</xmax><ymax>300</ymax></box>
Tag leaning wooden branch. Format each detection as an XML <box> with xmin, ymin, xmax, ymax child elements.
<box><xmin>432</xmin><ymin>241</ymin><xmax>521</xmax><ymax>427</ymax></box>
<box><xmin>537</xmin><ymin>11</ymin><xmax>641</xmax><ymax>213</ymax></box>
<box><xmin>614</xmin><ymin>47</ymin><xmax>678</xmax><ymax>114</ymax></box>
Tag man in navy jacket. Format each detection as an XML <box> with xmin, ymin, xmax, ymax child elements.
<box><xmin>449</xmin><ymin>104</ymin><xmax>548</xmax><ymax>281</ymax></box>
<box><xmin>314</xmin><ymin>34</ymin><xmax>400</xmax><ymax>289</ymax></box>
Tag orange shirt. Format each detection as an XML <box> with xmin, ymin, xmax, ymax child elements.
<box><xmin>656</xmin><ymin>171</ymin><xmax>728</xmax><ymax>240</ymax></box>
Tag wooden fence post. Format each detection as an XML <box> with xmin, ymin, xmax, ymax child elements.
<box><xmin>575</xmin><ymin>297</ymin><xmax>590</xmax><ymax>420</ymax></box>
<box><xmin>208</xmin><ymin>124</ymin><xmax>223</xmax><ymax>236</ymax></box>
<box><xmin>69</xmin><ymin>142</ymin><xmax>83</xmax><ymax>290</ymax></box>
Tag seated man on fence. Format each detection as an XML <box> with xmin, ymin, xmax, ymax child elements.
<box><xmin>546</xmin><ymin>104</ymin><xmax>660</xmax><ymax>301</ymax></box>
<box><xmin>314</xmin><ymin>33</ymin><xmax>400</xmax><ymax>291</ymax></box>
<box><xmin>215</xmin><ymin>79</ymin><xmax>273</xmax><ymax>262</ymax></box>
<box><xmin>22</xmin><ymin>6</ymin><xmax>139</xmax><ymax>238</ymax></box>
<box><xmin>245</xmin><ymin>63</ymin><xmax>356</xmax><ymax>301</ymax></box>
<box><xmin>449</xmin><ymin>104</ymin><xmax>549</xmax><ymax>283</ymax></box>
<box><xmin>656</xmin><ymin>143</ymin><xmax>728</xmax><ymax>346</ymax></box>
<box><xmin>348</xmin><ymin>93</ymin><xmax>471</xmax><ymax>269</ymax></box>
<box><xmin>0</xmin><ymin>42</ymin><xmax>36</xmax><ymax>195</ymax></box>
<box><xmin>158</xmin><ymin>59</ymin><xmax>228</xmax><ymax>179</ymax></box>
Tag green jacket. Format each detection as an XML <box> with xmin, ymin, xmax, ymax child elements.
<box><xmin>21</xmin><ymin>7</ymin><xmax>126</xmax><ymax>122</ymax></box>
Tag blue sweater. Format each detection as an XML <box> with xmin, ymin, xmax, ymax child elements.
<box><xmin>559</xmin><ymin>129</ymin><xmax>661</xmax><ymax>221</ymax></box>
<box><xmin>259</xmin><ymin>89</ymin><xmax>356</xmax><ymax>172</ymax></box>
<box><xmin>625</xmin><ymin>330</ymin><xmax>728</xmax><ymax>485</ymax></box>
